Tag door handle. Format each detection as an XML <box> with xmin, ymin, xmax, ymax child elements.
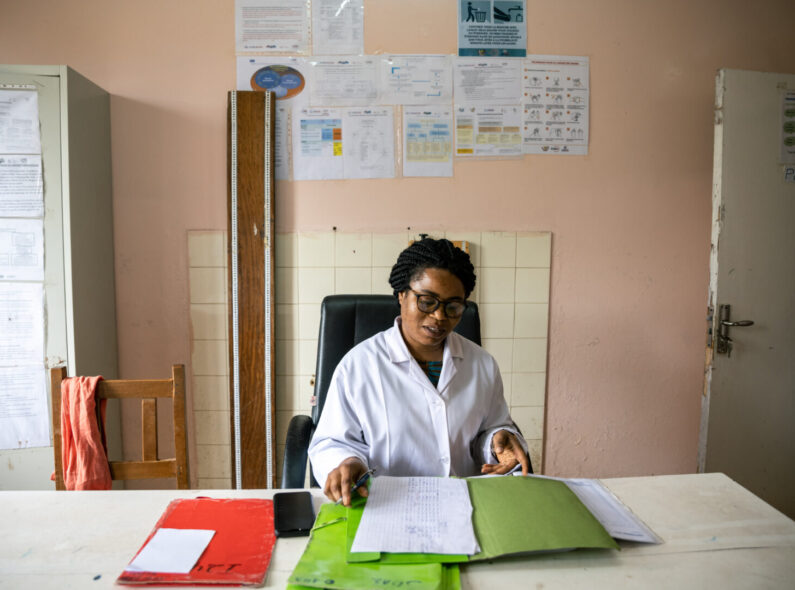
<box><xmin>716</xmin><ymin>304</ymin><xmax>754</xmax><ymax>356</ymax></box>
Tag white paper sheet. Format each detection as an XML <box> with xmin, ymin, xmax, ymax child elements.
<box><xmin>403</xmin><ymin>106</ymin><xmax>454</xmax><ymax>177</ymax></box>
<box><xmin>0</xmin><ymin>155</ymin><xmax>43</xmax><ymax>217</ymax></box>
<box><xmin>0</xmin><ymin>283</ymin><xmax>44</xmax><ymax>366</ymax></box>
<box><xmin>309</xmin><ymin>57</ymin><xmax>379</xmax><ymax>106</ymax></box>
<box><xmin>274</xmin><ymin>106</ymin><xmax>290</xmax><ymax>180</ymax></box>
<box><xmin>381</xmin><ymin>55</ymin><xmax>454</xmax><ymax>105</ymax></box>
<box><xmin>351</xmin><ymin>476</ymin><xmax>480</xmax><ymax>555</ymax></box>
<box><xmin>521</xmin><ymin>473</ymin><xmax>661</xmax><ymax>543</ymax></box>
<box><xmin>522</xmin><ymin>55</ymin><xmax>590</xmax><ymax>155</ymax></box>
<box><xmin>0</xmin><ymin>89</ymin><xmax>41</xmax><ymax>154</ymax></box>
<box><xmin>235</xmin><ymin>0</ymin><xmax>310</xmax><ymax>54</ymax></box>
<box><xmin>453</xmin><ymin>58</ymin><xmax>521</xmax><ymax>104</ymax></box>
<box><xmin>0</xmin><ymin>218</ymin><xmax>44</xmax><ymax>281</ymax></box>
<box><xmin>312</xmin><ymin>0</ymin><xmax>364</xmax><ymax>56</ymax></box>
<box><xmin>292</xmin><ymin>107</ymin><xmax>344</xmax><ymax>180</ymax></box>
<box><xmin>125</xmin><ymin>528</ymin><xmax>215</xmax><ymax>574</ymax></box>
<box><xmin>455</xmin><ymin>104</ymin><xmax>522</xmax><ymax>157</ymax></box>
<box><xmin>343</xmin><ymin>107</ymin><xmax>395</xmax><ymax>179</ymax></box>
<box><xmin>0</xmin><ymin>365</ymin><xmax>49</xmax><ymax>449</ymax></box>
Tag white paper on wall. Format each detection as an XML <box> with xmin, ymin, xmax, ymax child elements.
<box><xmin>0</xmin><ymin>218</ymin><xmax>44</xmax><ymax>281</ymax></box>
<box><xmin>0</xmin><ymin>155</ymin><xmax>43</xmax><ymax>217</ymax></box>
<box><xmin>522</xmin><ymin>55</ymin><xmax>590</xmax><ymax>155</ymax></box>
<box><xmin>292</xmin><ymin>107</ymin><xmax>344</xmax><ymax>180</ymax></box>
<box><xmin>343</xmin><ymin>107</ymin><xmax>395</xmax><ymax>179</ymax></box>
<box><xmin>234</xmin><ymin>0</ymin><xmax>310</xmax><ymax>54</ymax></box>
<box><xmin>312</xmin><ymin>0</ymin><xmax>364</xmax><ymax>56</ymax></box>
<box><xmin>403</xmin><ymin>106</ymin><xmax>454</xmax><ymax>177</ymax></box>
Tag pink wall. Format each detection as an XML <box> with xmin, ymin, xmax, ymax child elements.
<box><xmin>2</xmin><ymin>1</ymin><xmax>793</xmax><ymax>478</ymax></box>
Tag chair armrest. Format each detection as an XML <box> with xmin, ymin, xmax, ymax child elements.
<box><xmin>280</xmin><ymin>414</ymin><xmax>315</xmax><ymax>488</ymax></box>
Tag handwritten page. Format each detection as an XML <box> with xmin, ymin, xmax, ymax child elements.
<box><xmin>125</xmin><ymin>528</ymin><xmax>215</xmax><ymax>574</ymax></box>
<box><xmin>351</xmin><ymin>476</ymin><xmax>479</xmax><ymax>555</ymax></box>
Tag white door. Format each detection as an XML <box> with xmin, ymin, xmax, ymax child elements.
<box><xmin>701</xmin><ymin>68</ymin><xmax>795</xmax><ymax>518</ymax></box>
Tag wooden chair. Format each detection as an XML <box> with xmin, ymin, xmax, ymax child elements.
<box><xmin>51</xmin><ymin>364</ymin><xmax>189</xmax><ymax>489</ymax></box>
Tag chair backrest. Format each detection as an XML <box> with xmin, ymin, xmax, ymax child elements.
<box><xmin>311</xmin><ymin>295</ymin><xmax>481</xmax><ymax>424</ymax></box>
<box><xmin>50</xmin><ymin>364</ymin><xmax>189</xmax><ymax>489</ymax></box>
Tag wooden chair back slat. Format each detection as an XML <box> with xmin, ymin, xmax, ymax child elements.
<box><xmin>141</xmin><ymin>399</ymin><xmax>158</xmax><ymax>461</ymax></box>
<box><xmin>97</xmin><ymin>380</ymin><xmax>172</xmax><ymax>399</ymax></box>
<box><xmin>109</xmin><ymin>459</ymin><xmax>176</xmax><ymax>480</ymax></box>
<box><xmin>50</xmin><ymin>364</ymin><xmax>189</xmax><ymax>490</ymax></box>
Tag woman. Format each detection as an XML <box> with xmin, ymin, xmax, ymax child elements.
<box><xmin>308</xmin><ymin>237</ymin><xmax>530</xmax><ymax>506</ymax></box>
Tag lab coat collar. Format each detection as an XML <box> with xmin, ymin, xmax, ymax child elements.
<box><xmin>386</xmin><ymin>318</ymin><xmax>464</xmax><ymax>393</ymax></box>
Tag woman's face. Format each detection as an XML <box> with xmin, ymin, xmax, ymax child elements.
<box><xmin>398</xmin><ymin>267</ymin><xmax>466</xmax><ymax>359</ymax></box>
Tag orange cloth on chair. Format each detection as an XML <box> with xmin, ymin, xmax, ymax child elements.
<box><xmin>60</xmin><ymin>376</ymin><xmax>112</xmax><ymax>490</ymax></box>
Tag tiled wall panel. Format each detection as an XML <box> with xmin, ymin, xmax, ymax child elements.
<box><xmin>188</xmin><ymin>230</ymin><xmax>551</xmax><ymax>487</ymax></box>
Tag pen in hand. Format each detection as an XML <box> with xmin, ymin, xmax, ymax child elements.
<box><xmin>335</xmin><ymin>469</ymin><xmax>375</xmax><ymax>505</ymax></box>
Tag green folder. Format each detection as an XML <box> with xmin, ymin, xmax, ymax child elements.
<box><xmin>345</xmin><ymin>475</ymin><xmax>619</xmax><ymax>565</ymax></box>
<box><xmin>288</xmin><ymin>502</ymin><xmax>461</xmax><ymax>590</ymax></box>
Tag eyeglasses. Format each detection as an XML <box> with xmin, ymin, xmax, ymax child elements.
<box><xmin>408</xmin><ymin>289</ymin><xmax>467</xmax><ymax>318</ymax></box>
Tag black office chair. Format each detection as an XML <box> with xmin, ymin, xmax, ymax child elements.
<box><xmin>280</xmin><ymin>294</ymin><xmax>484</xmax><ymax>488</ymax></box>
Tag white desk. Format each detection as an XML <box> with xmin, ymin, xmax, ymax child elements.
<box><xmin>1</xmin><ymin>473</ymin><xmax>793</xmax><ymax>589</ymax></box>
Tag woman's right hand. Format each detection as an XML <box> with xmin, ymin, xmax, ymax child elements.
<box><xmin>323</xmin><ymin>457</ymin><xmax>369</xmax><ymax>506</ymax></box>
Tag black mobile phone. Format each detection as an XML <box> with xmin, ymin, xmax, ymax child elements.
<box><xmin>274</xmin><ymin>491</ymin><xmax>315</xmax><ymax>537</ymax></box>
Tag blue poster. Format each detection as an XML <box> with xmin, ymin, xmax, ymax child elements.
<box><xmin>458</xmin><ymin>0</ymin><xmax>526</xmax><ymax>57</ymax></box>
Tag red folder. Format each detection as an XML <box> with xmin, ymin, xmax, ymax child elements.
<box><xmin>117</xmin><ymin>498</ymin><xmax>275</xmax><ymax>586</ymax></box>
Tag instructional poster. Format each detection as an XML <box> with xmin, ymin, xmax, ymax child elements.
<box><xmin>343</xmin><ymin>107</ymin><xmax>395</xmax><ymax>179</ymax></box>
<box><xmin>455</xmin><ymin>104</ymin><xmax>522</xmax><ymax>157</ymax></box>
<box><xmin>236</xmin><ymin>56</ymin><xmax>309</xmax><ymax>106</ymax></box>
<box><xmin>292</xmin><ymin>108</ymin><xmax>344</xmax><ymax>180</ymax></box>
<box><xmin>458</xmin><ymin>0</ymin><xmax>526</xmax><ymax>57</ymax></box>
<box><xmin>381</xmin><ymin>55</ymin><xmax>454</xmax><ymax>105</ymax></box>
<box><xmin>0</xmin><ymin>218</ymin><xmax>44</xmax><ymax>282</ymax></box>
<box><xmin>309</xmin><ymin>57</ymin><xmax>380</xmax><ymax>106</ymax></box>
<box><xmin>454</xmin><ymin>58</ymin><xmax>522</xmax><ymax>104</ymax></box>
<box><xmin>234</xmin><ymin>0</ymin><xmax>310</xmax><ymax>54</ymax></box>
<box><xmin>312</xmin><ymin>0</ymin><xmax>364</xmax><ymax>56</ymax></box>
<box><xmin>403</xmin><ymin>107</ymin><xmax>454</xmax><ymax>177</ymax></box>
<box><xmin>0</xmin><ymin>155</ymin><xmax>43</xmax><ymax>217</ymax></box>
<box><xmin>522</xmin><ymin>55</ymin><xmax>590</xmax><ymax>155</ymax></box>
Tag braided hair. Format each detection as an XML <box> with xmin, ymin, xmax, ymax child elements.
<box><xmin>388</xmin><ymin>237</ymin><xmax>476</xmax><ymax>298</ymax></box>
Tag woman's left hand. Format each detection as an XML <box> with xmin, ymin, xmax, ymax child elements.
<box><xmin>481</xmin><ymin>429</ymin><xmax>530</xmax><ymax>475</ymax></box>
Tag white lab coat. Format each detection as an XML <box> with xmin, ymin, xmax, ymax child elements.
<box><xmin>308</xmin><ymin>318</ymin><xmax>525</xmax><ymax>488</ymax></box>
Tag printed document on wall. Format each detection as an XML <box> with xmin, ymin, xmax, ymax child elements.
<box><xmin>343</xmin><ymin>107</ymin><xmax>395</xmax><ymax>179</ymax></box>
<box><xmin>0</xmin><ymin>89</ymin><xmax>41</xmax><ymax>154</ymax></box>
<box><xmin>0</xmin><ymin>155</ymin><xmax>43</xmax><ymax>217</ymax></box>
<box><xmin>309</xmin><ymin>57</ymin><xmax>380</xmax><ymax>106</ymax></box>
<box><xmin>0</xmin><ymin>218</ymin><xmax>44</xmax><ymax>281</ymax></box>
<box><xmin>0</xmin><ymin>283</ymin><xmax>44</xmax><ymax>367</ymax></box>
<box><xmin>381</xmin><ymin>55</ymin><xmax>453</xmax><ymax>105</ymax></box>
<box><xmin>454</xmin><ymin>58</ymin><xmax>522</xmax><ymax>104</ymax></box>
<box><xmin>292</xmin><ymin>108</ymin><xmax>344</xmax><ymax>180</ymax></box>
<box><xmin>522</xmin><ymin>55</ymin><xmax>589</xmax><ymax>155</ymax></box>
<box><xmin>455</xmin><ymin>104</ymin><xmax>522</xmax><ymax>157</ymax></box>
<box><xmin>0</xmin><ymin>366</ymin><xmax>49</xmax><ymax>449</ymax></box>
<box><xmin>274</xmin><ymin>106</ymin><xmax>290</xmax><ymax>180</ymax></box>
<box><xmin>312</xmin><ymin>0</ymin><xmax>364</xmax><ymax>56</ymax></box>
<box><xmin>458</xmin><ymin>0</ymin><xmax>526</xmax><ymax>57</ymax></box>
<box><xmin>236</xmin><ymin>56</ymin><xmax>310</xmax><ymax>107</ymax></box>
<box><xmin>403</xmin><ymin>107</ymin><xmax>454</xmax><ymax>177</ymax></box>
<box><xmin>234</xmin><ymin>0</ymin><xmax>310</xmax><ymax>54</ymax></box>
